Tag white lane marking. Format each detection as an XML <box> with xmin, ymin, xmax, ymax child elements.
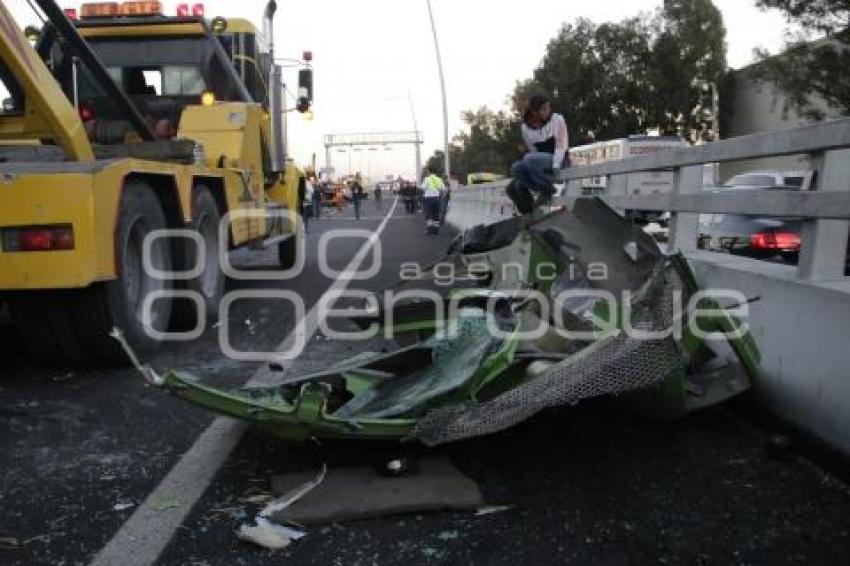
<box><xmin>90</xmin><ymin>198</ymin><xmax>399</xmax><ymax>566</ymax></box>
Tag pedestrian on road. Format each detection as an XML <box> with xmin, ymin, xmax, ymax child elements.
<box><xmin>312</xmin><ymin>179</ymin><xmax>322</xmax><ymax>218</ymax></box>
<box><xmin>302</xmin><ymin>178</ymin><xmax>314</xmax><ymax>232</ymax></box>
<box><xmin>402</xmin><ymin>182</ymin><xmax>417</xmax><ymax>214</ymax></box>
<box><xmin>351</xmin><ymin>177</ymin><xmax>364</xmax><ymax>220</ymax></box>
<box><xmin>506</xmin><ymin>94</ymin><xmax>569</xmax><ymax>214</ymax></box>
<box><xmin>374</xmin><ymin>184</ymin><xmax>383</xmax><ymax>212</ymax></box>
<box><xmin>421</xmin><ymin>167</ymin><xmax>446</xmax><ymax>235</ymax></box>
<box><xmin>334</xmin><ymin>186</ymin><xmax>346</xmax><ymax>210</ymax></box>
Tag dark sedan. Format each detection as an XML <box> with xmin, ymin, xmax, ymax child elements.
<box><xmin>697</xmin><ymin>171</ymin><xmax>849</xmax><ymax>273</ymax></box>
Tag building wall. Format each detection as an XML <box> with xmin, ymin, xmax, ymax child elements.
<box><xmin>723</xmin><ymin>65</ymin><xmax>844</xmax><ymax>181</ymax></box>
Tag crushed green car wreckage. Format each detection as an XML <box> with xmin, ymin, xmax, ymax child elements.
<box><xmin>157</xmin><ymin>199</ymin><xmax>760</xmax><ymax>446</ymax></box>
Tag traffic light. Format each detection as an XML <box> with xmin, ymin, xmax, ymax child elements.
<box><xmin>297</xmin><ymin>68</ymin><xmax>313</xmax><ymax>114</ymax></box>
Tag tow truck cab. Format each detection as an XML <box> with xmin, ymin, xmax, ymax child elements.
<box><xmin>0</xmin><ymin>1</ymin><xmax>312</xmax><ymax>364</ymax></box>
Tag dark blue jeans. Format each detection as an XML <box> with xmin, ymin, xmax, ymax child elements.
<box><xmin>312</xmin><ymin>191</ymin><xmax>321</xmax><ymax>218</ymax></box>
<box><xmin>423</xmin><ymin>197</ymin><xmax>441</xmax><ymax>223</ymax></box>
<box><xmin>510</xmin><ymin>153</ymin><xmax>556</xmax><ymax>197</ymax></box>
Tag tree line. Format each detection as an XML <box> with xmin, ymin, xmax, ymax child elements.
<box><xmin>427</xmin><ymin>0</ymin><xmax>848</xmax><ymax>182</ymax></box>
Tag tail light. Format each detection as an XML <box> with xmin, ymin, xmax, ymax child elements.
<box><xmin>750</xmin><ymin>231</ymin><xmax>800</xmax><ymax>251</ymax></box>
<box><xmin>64</xmin><ymin>8</ymin><xmax>79</xmax><ymax>20</ymax></box>
<box><xmin>192</xmin><ymin>3</ymin><xmax>205</xmax><ymax>17</ymax></box>
<box><xmin>2</xmin><ymin>225</ymin><xmax>75</xmax><ymax>252</ymax></box>
<box><xmin>79</xmin><ymin>103</ymin><xmax>95</xmax><ymax>122</ymax></box>
<box><xmin>176</xmin><ymin>3</ymin><xmax>190</xmax><ymax>17</ymax></box>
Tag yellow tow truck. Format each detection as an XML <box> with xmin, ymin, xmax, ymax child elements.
<box><xmin>0</xmin><ymin>0</ymin><xmax>311</xmax><ymax>363</ymax></box>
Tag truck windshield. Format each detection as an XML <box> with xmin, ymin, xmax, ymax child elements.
<box><xmin>102</xmin><ymin>66</ymin><xmax>207</xmax><ymax>97</ymax></box>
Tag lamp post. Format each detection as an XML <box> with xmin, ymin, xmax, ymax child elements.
<box><xmin>426</xmin><ymin>0</ymin><xmax>450</xmax><ymax>182</ymax></box>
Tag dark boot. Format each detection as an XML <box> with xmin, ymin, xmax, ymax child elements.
<box><xmin>506</xmin><ymin>180</ymin><xmax>535</xmax><ymax>215</ymax></box>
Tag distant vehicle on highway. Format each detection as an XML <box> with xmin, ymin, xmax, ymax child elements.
<box><xmin>467</xmin><ymin>172</ymin><xmax>507</xmax><ymax>186</ymax></box>
<box><xmin>568</xmin><ymin>135</ymin><xmax>690</xmax><ymax>226</ymax></box>
<box><xmin>696</xmin><ymin>170</ymin><xmax>848</xmax><ymax>269</ymax></box>
<box><xmin>717</xmin><ymin>170</ymin><xmax>814</xmax><ymax>191</ymax></box>
<box><xmin>569</xmin><ymin>135</ymin><xmax>689</xmax><ymax>196</ymax></box>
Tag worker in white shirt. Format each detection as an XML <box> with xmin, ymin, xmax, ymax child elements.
<box><xmin>421</xmin><ymin>167</ymin><xmax>446</xmax><ymax>235</ymax></box>
<box><xmin>302</xmin><ymin>178</ymin><xmax>315</xmax><ymax>231</ymax></box>
<box><xmin>507</xmin><ymin>94</ymin><xmax>569</xmax><ymax>214</ymax></box>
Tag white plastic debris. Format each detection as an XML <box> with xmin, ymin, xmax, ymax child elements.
<box><xmin>236</xmin><ymin>517</ymin><xmax>306</xmax><ymax>551</ymax></box>
<box><xmin>113</xmin><ymin>502</ymin><xmax>135</xmax><ymax>512</ymax></box>
<box><xmin>475</xmin><ymin>505</ymin><xmax>513</xmax><ymax>516</ymax></box>
<box><xmin>235</xmin><ymin>465</ymin><xmax>325</xmax><ymax>550</ymax></box>
<box><xmin>109</xmin><ymin>328</ymin><xmax>164</xmax><ymax>386</ymax></box>
<box><xmin>259</xmin><ymin>464</ymin><xmax>327</xmax><ymax>518</ymax></box>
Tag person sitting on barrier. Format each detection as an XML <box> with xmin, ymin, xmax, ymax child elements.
<box><xmin>506</xmin><ymin>94</ymin><xmax>569</xmax><ymax>214</ymax></box>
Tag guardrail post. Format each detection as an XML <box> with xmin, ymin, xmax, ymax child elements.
<box><xmin>798</xmin><ymin>148</ymin><xmax>850</xmax><ymax>280</ymax></box>
<box><xmin>606</xmin><ymin>174</ymin><xmax>628</xmax><ymax>215</ymax></box>
<box><xmin>668</xmin><ymin>165</ymin><xmax>703</xmax><ymax>253</ymax></box>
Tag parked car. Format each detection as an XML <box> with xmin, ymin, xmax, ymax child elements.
<box><xmin>698</xmin><ymin>170</ymin><xmax>810</xmax><ymax>261</ymax></box>
<box><xmin>698</xmin><ymin>170</ymin><xmax>849</xmax><ymax>274</ymax></box>
<box><xmin>719</xmin><ymin>170</ymin><xmax>812</xmax><ymax>191</ymax></box>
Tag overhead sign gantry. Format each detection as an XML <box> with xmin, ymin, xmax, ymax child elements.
<box><xmin>324</xmin><ymin>131</ymin><xmax>424</xmax><ymax>182</ymax></box>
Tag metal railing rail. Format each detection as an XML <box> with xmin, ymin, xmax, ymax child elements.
<box><xmin>557</xmin><ymin>118</ymin><xmax>850</xmax><ymax>180</ymax></box>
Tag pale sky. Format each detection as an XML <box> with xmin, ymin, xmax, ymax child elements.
<box><xmin>7</xmin><ymin>0</ymin><xmax>794</xmax><ymax>179</ymax></box>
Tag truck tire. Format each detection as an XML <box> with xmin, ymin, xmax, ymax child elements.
<box><xmin>11</xmin><ymin>181</ymin><xmax>173</xmax><ymax>366</ymax></box>
<box><xmin>97</xmin><ymin>180</ymin><xmax>173</xmax><ymax>362</ymax></box>
<box><xmin>173</xmin><ymin>187</ymin><xmax>224</xmax><ymax>328</ymax></box>
<box><xmin>278</xmin><ymin>235</ymin><xmax>298</xmax><ymax>270</ymax></box>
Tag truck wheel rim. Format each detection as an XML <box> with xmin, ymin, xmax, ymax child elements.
<box><xmin>197</xmin><ymin>212</ymin><xmax>219</xmax><ymax>298</ymax></box>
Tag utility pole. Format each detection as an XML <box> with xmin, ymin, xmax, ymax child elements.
<box><xmin>711</xmin><ymin>81</ymin><xmax>720</xmax><ymax>142</ymax></box>
<box><xmin>426</xmin><ymin>0</ymin><xmax>450</xmax><ymax>181</ymax></box>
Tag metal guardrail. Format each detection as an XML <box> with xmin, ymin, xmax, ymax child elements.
<box><xmin>451</xmin><ymin>118</ymin><xmax>850</xmax><ymax>281</ymax></box>
<box><xmin>557</xmin><ymin>119</ymin><xmax>850</xmax><ymax>180</ymax></box>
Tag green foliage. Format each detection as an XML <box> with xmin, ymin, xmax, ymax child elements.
<box><xmin>754</xmin><ymin>0</ymin><xmax>850</xmax><ymax>118</ymax></box>
<box><xmin>649</xmin><ymin>0</ymin><xmax>728</xmax><ymax>134</ymax></box>
<box><xmin>426</xmin><ymin>0</ymin><xmax>728</xmax><ymax>180</ymax></box>
<box><xmin>757</xmin><ymin>0</ymin><xmax>850</xmax><ymax>34</ymax></box>
<box><xmin>532</xmin><ymin>17</ymin><xmax>654</xmax><ymax>143</ymax></box>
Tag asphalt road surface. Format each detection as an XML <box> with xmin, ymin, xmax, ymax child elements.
<box><xmin>1</xmin><ymin>198</ymin><xmax>849</xmax><ymax>565</ymax></box>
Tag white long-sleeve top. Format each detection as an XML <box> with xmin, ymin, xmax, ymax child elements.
<box><xmin>521</xmin><ymin>113</ymin><xmax>569</xmax><ymax>170</ymax></box>
<box><xmin>303</xmin><ymin>180</ymin><xmax>314</xmax><ymax>206</ymax></box>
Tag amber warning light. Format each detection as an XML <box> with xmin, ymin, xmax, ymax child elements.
<box><xmin>80</xmin><ymin>2</ymin><xmax>119</xmax><ymax>17</ymax></box>
<box><xmin>80</xmin><ymin>2</ymin><xmax>162</xmax><ymax>17</ymax></box>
